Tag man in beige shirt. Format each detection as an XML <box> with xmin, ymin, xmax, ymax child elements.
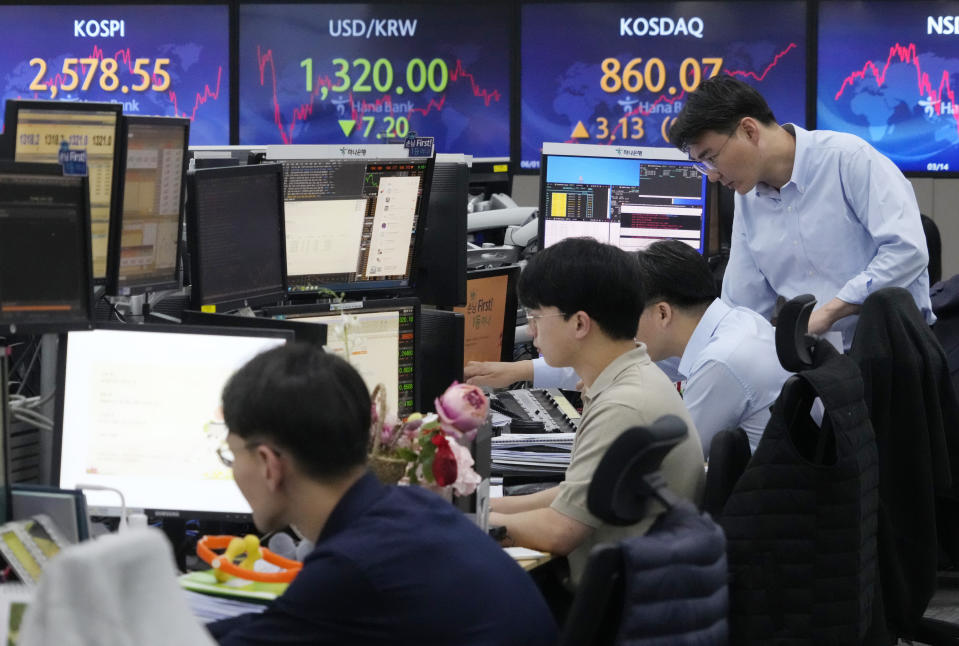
<box><xmin>489</xmin><ymin>238</ymin><xmax>705</xmax><ymax>585</ymax></box>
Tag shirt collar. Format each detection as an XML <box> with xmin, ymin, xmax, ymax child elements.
<box><xmin>753</xmin><ymin>123</ymin><xmax>807</xmax><ymax>198</ymax></box>
<box><xmin>582</xmin><ymin>345</ymin><xmax>651</xmax><ymax>405</ymax></box>
<box><xmin>317</xmin><ymin>470</ymin><xmax>385</xmax><ymax>543</ymax></box>
<box><xmin>678</xmin><ymin>299</ymin><xmax>729</xmax><ymax>378</ymax></box>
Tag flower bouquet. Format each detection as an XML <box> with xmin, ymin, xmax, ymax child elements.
<box><xmin>368</xmin><ymin>381</ymin><xmax>488</xmax><ymax>497</ymax></box>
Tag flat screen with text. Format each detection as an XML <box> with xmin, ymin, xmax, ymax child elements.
<box><xmin>55</xmin><ymin>326</ymin><xmax>290</xmax><ymax>519</ymax></box>
<box><xmin>539</xmin><ymin>144</ymin><xmax>708</xmax><ymax>253</ymax></box>
<box><xmin>112</xmin><ymin>117</ymin><xmax>188</xmax><ymax>295</ymax></box>
<box><xmin>265</xmin><ymin>300</ymin><xmax>417</xmax><ymax>418</ymax></box>
<box><xmin>280</xmin><ymin>157</ymin><xmax>430</xmax><ymax>296</ymax></box>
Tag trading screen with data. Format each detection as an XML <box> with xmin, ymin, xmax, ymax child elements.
<box><xmin>540</xmin><ymin>143</ymin><xmax>708</xmax><ymax>253</ymax></box>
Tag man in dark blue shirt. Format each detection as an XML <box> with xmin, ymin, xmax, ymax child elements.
<box><xmin>208</xmin><ymin>344</ymin><xmax>557</xmax><ymax>646</ymax></box>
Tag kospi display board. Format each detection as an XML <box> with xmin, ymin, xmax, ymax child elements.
<box><xmin>520</xmin><ymin>1</ymin><xmax>807</xmax><ymax>169</ymax></box>
<box><xmin>818</xmin><ymin>1</ymin><xmax>959</xmax><ymax>175</ymax></box>
<box><xmin>238</xmin><ymin>3</ymin><xmax>510</xmax><ymax>157</ymax></box>
<box><xmin>0</xmin><ymin>4</ymin><xmax>230</xmax><ymax>146</ymax></box>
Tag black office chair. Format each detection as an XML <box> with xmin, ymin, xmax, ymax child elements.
<box><xmin>702</xmin><ymin>428</ymin><xmax>751</xmax><ymax>519</ymax></box>
<box><xmin>560</xmin><ymin>416</ymin><xmax>728</xmax><ymax>646</ymax></box>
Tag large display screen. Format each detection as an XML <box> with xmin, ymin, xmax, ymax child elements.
<box><xmin>520</xmin><ymin>1</ymin><xmax>807</xmax><ymax>169</ymax></box>
<box><xmin>818</xmin><ymin>1</ymin><xmax>959</xmax><ymax>174</ymax></box>
<box><xmin>0</xmin><ymin>4</ymin><xmax>229</xmax><ymax>145</ymax></box>
<box><xmin>238</xmin><ymin>3</ymin><xmax>510</xmax><ymax>156</ymax></box>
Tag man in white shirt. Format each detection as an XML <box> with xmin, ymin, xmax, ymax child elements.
<box><xmin>635</xmin><ymin>240</ymin><xmax>790</xmax><ymax>456</ymax></box>
<box><xmin>668</xmin><ymin>75</ymin><xmax>933</xmax><ymax>348</ymax></box>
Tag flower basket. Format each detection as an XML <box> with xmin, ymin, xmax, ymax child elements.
<box><xmin>368</xmin><ymin>453</ymin><xmax>408</xmax><ymax>485</ymax></box>
<box><xmin>367</xmin><ymin>381</ymin><xmax>486</xmax><ymax>496</ymax></box>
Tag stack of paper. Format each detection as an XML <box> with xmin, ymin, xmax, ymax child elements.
<box><xmin>491</xmin><ymin>433</ymin><xmax>575</xmax><ymax>475</ymax></box>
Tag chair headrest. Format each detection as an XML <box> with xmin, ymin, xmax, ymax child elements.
<box><xmin>587</xmin><ymin>415</ymin><xmax>688</xmax><ymax>526</ymax></box>
<box><xmin>775</xmin><ymin>294</ymin><xmax>817</xmax><ymax>372</ymax></box>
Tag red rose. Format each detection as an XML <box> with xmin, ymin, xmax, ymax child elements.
<box><xmin>431</xmin><ymin>434</ymin><xmax>458</xmax><ymax>486</ymax></box>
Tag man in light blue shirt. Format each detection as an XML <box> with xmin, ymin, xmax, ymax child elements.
<box><xmin>668</xmin><ymin>76</ymin><xmax>934</xmax><ymax>349</ymax></box>
<box><xmin>634</xmin><ymin>240</ymin><xmax>790</xmax><ymax>456</ymax></box>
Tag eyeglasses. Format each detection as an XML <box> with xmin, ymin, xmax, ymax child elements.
<box><xmin>524</xmin><ymin>309</ymin><xmax>567</xmax><ymax>331</ymax></box>
<box><xmin>690</xmin><ymin>130</ymin><xmax>734</xmax><ymax>175</ymax></box>
<box><xmin>216</xmin><ymin>442</ymin><xmax>236</xmax><ymax>468</ymax></box>
<box><xmin>215</xmin><ymin>439</ymin><xmax>266</xmax><ymax>469</ymax></box>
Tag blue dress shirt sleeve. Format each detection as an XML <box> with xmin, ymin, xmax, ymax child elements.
<box><xmin>833</xmin><ymin>146</ymin><xmax>929</xmax><ymax>306</ymax></box>
<box><xmin>532</xmin><ymin>356</ymin><xmax>580</xmax><ymax>389</ymax></box>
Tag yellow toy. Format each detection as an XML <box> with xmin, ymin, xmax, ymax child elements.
<box><xmin>197</xmin><ymin>534</ymin><xmax>302</xmax><ymax>584</ymax></box>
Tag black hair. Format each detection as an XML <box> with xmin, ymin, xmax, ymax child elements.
<box><xmin>221</xmin><ymin>343</ymin><xmax>371</xmax><ymax>480</ymax></box>
<box><xmin>518</xmin><ymin>237</ymin><xmax>643</xmax><ymax>340</ymax></box>
<box><xmin>635</xmin><ymin>240</ymin><xmax>716</xmax><ymax>311</ymax></box>
<box><xmin>669</xmin><ymin>76</ymin><xmax>777</xmax><ymax>152</ymax></box>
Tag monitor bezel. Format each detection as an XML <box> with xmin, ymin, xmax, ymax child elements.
<box><xmin>461</xmin><ymin>265</ymin><xmax>519</xmax><ymax>363</ymax></box>
<box><xmin>537</xmin><ymin>142</ymin><xmax>710</xmax><ymax>256</ymax></box>
<box><xmin>107</xmin><ymin>115</ymin><xmax>191</xmax><ymax>297</ymax></box>
<box><xmin>181</xmin><ymin>309</ymin><xmax>328</xmax><ymax>347</ymax></box>
<box><xmin>186</xmin><ymin>162</ymin><xmax>289</xmax><ymax>312</ymax></box>
<box><xmin>0</xmin><ymin>169</ymin><xmax>94</xmax><ymax>335</ymax></box>
<box><xmin>262</xmin><ymin>297</ymin><xmax>422</xmax><ymax>411</ymax></box>
<box><xmin>52</xmin><ymin>322</ymin><xmax>295</xmax><ymax>522</ymax></box>
<box><xmin>3</xmin><ymin>99</ymin><xmax>124</xmax><ymax>285</ymax></box>
<box><xmin>276</xmin><ymin>154</ymin><xmax>435</xmax><ymax>300</ymax></box>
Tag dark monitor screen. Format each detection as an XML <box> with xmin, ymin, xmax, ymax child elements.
<box><xmin>539</xmin><ymin>142</ymin><xmax>710</xmax><ymax>254</ymax></box>
<box><xmin>109</xmin><ymin>116</ymin><xmax>189</xmax><ymax>296</ymax></box>
<box><xmin>54</xmin><ymin>324</ymin><xmax>292</xmax><ymax>520</ymax></box>
<box><xmin>263</xmin><ymin>298</ymin><xmax>418</xmax><ymax>418</ymax></box>
<box><xmin>0</xmin><ymin>169</ymin><xmax>93</xmax><ymax>335</ymax></box>
<box><xmin>454</xmin><ymin>265</ymin><xmax>519</xmax><ymax>364</ymax></box>
<box><xmin>4</xmin><ymin>100</ymin><xmax>122</xmax><ymax>282</ymax></box>
<box><xmin>817</xmin><ymin>1</ymin><xmax>959</xmax><ymax>175</ymax></box>
<box><xmin>276</xmin><ymin>154</ymin><xmax>433</xmax><ymax>297</ymax></box>
<box><xmin>520</xmin><ymin>1</ymin><xmax>808</xmax><ymax>170</ymax></box>
<box><xmin>237</xmin><ymin>3</ymin><xmax>510</xmax><ymax>157</ymax></box>
<box><xmin>415</xmin><ymin>155</ymin><xmax>467</xmax><ymax>307</ymax></box>
<box><xmin>0</xmin><ymin>4</ymin><xmax>230</xmax><ymax>146</ymax></box>
<box><xmin>186</xmin><ymin>163</ymin><xmax>288</xmax><ymax>311</ymax></box>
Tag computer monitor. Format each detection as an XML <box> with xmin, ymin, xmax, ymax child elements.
<box><xmin>4</xmin><ymin>100</ymin><xmax>122</xmax><ymax>282</ymax></box>
<box><xmin>186</xmin><ymin>163</ymin><xmax>288</xmax><ymax>312</ymax></box>
<box><xmin>817</xmin><ymin>0</ymin><xmax>959</xmax><ymax>176</ymax></box>
<box><xmin>271</xmin><ymin>151</ymin><xmax>433</xmax><ymax>297</ymax></box>
<box><xmin>0</xmin><ymin>168</ymin><xmax>94</xmax><ymax>335</ymax></box>
<box><xmin>263</xmin><ymin>298</ymin><xmax>419</xmax><ymax>418</ymax></box>
<box><xmin>519</xmin><ymin>1</ymin><xmax>808</xmax><ymax>170</ymax></box>
<box><xmin>415</xmin><ymin>154</ymin><xmax>468</xmax><ymax>307</ymax></box>
<box><xmin>538</xmin><ymin>142</ymin><xmax>712</xmax><ymax>254</ymax></box>
<box><xmin>54</xmin><ymin>324</ymin><xmax>293</xmax><ymax>520</ymax></box>
<box><xmin>180</xmin><ymin>310</ymin><xmax>328</xmax><ymax>348</ymax></box>
<box><xmin>0</xmin><ymin>4</ymin><xmax>229</xmax><ymax>146</ymax></box>
<box><xmin>454</xmin><ymin>265</ymin><xmax>519</xmax><ymax>364</ymax></box>
<box><xmin>108</xmin><ymin>116</ymin><xmax>189</xmax><ymax>296</ymax></box>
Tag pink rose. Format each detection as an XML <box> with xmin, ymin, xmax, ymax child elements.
<box><xmin>435</xmin><ymin>382</ymin><xmax>489</xmax><ymax>443</ymax></box>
